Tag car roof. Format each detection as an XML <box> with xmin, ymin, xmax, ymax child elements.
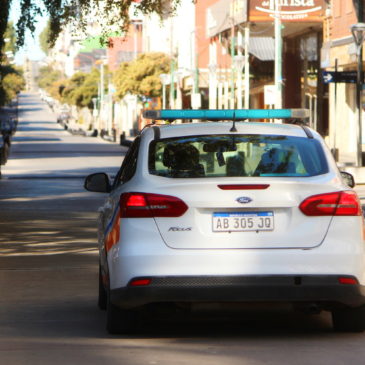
<box><xmin>142</xmin><ymin>121</ymin><xmax>317</xmax><ymax>140</ymax></box>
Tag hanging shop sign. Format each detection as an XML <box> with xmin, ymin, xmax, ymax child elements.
<box><xmin>322</xmin><ymin>71</ymin><xmax>363</xmax><ymax>84</ymax></box>
<box><xmin>249</xmin><ymin>0</ymin><xmax>326</xmax><ymax>22</ymax></box>
<box><xmin>206</xmin><ymin>0</ymin><xmax>248</xmax><ymax>37</ymax></box>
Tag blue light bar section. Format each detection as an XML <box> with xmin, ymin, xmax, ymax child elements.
<box><xmin>143</xmin><ymin>109</ymin><xmax>309</xmax><ymax>120</ymax></box>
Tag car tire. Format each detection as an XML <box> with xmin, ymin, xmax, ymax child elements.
<box><xmin>98</xmin><ymin>266</ymin><xmax>107</xmax><ymax>311</ymax></box>
<box><xmin>106</xmin><ymin>287</ymin><xmax>138</xmax><ymax>334</ymax></box>
<box><xmin>332</xmin><ymin>306</ymin><xmax>365</xmax><ymax>332</ymax></box>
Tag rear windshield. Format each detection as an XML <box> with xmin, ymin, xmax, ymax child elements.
<box><xmin>148</xmin><ymin>134</ymin><xmax>328</xmax><ymax>178</ymax></box>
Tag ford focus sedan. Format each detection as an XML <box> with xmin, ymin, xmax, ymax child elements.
<box><xmin>85</xmin><ymin>109</ymin><xmax>365</xmax><ymax>334</ymax></box>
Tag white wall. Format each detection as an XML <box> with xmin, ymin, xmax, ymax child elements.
<box><xmin>143</xmin><ymin>1</ymin><xmax>195</xmax><ymax>71</ymax></box>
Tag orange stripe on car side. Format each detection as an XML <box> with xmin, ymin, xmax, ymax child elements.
<box><xmin>105</xmin><ymin>209</ymin><xmax>121</xmax><ymax>253</ymax></box>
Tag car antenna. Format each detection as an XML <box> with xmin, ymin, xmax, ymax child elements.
<box><xmin>230</xmin><ymin>111</ymin><xmax>237</xmax><ymax>132</ymax></box>
<box><xmin>230</xmin><ymin>120</ymin><xmax>237</xmax><ymax>132</ymax></box>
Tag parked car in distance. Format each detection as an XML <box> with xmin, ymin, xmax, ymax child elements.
<box><xmin>0</xmin><ymin>134</ymin><xmax>9</xmax><ymax>166</ymax></box>
<box><xmin>85</xmin><ymin>108</ymin><xmax>365</xmax><ymax>334</ymax></box>
<box><xmin>57</xmin><ymin>112</ymin><xmax>70</xmax><ymax>128</ymax></box>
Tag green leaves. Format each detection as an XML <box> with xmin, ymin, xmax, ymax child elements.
<box><xmin>36</xmin><ymin>51</ymin><xmax>170</xmax><ymax>109</ymax></box>
<box><xmin>113</xmin><ymin>52</ymin><xmax>170</xmax><ymax>99</ymax></box>
<box><xmin>2</xmin><ymin>0</ymin><xmax>183</xmax><ymax>52</ymax></box>
<box><xmin>58</xmin><ymin>69</ymin><xmax>99</xmax><ymax>109</ymax></box>
<box><xmin>0</xmin><ymin>65</ymin><xmax>25</xmax><ymax>105</ymax></box>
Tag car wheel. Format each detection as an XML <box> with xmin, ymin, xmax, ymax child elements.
<box><xmin>332</xmin><ymin>306</ymin><xmax>365</xmax><ymax>332</ymax></box>
<box><xmin>98</xmin><ymin>266</ymin><xmax>107</xmax><ymax>311</ymax></box>
<box><xmin>106</xmin><ymin>287</ymin><xmax>138</xmax><ymax>334</ymax></box>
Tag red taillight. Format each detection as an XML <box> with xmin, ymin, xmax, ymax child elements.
<box><xmin>129</xmin><ymin>278</ymin><xmax>151</xmax><ymax>286</ymax></box>
<box><xmin>299</xmin><ymin>191</ymin><xmax>361</xmax><ymax>216</ymax></box>
<box><xmin>338</xmin><ymin>277</ymin><xmax>358</xmax><ymax>285</ymax></box>
<box><xmin>218</xmin><ymin>184</ymin><xmax>270</xmax><ymax>190</ymax></box>
<box><xmin>120</xmin><ymin>192</ymin><xmax>188</xmax><ymax>218</ymax></box>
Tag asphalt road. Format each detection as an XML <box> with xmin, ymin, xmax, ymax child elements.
<box><xmin>1</xmin><ymin>93</ymin><xmax>365</xmax><ymax>365</ymax></box>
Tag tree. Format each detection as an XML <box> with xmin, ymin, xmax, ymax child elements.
<box><xmin>61</xmin><ymin>69</ymin><xmax>99</xmax><ymax>109</ymax></box>
<box><xmin>113</xmin><ymin>52</ymin><xmax>170</xmax><ymax>100</ymax></box>
<box><xmin>0</xmin><ymin>21</ymin><xmax>24</xmax><ymax>105</ymax></box>
<box><xmin>3</xmin><ymin>21</ymin><xmax>16</xmax><ymax>56</ymax></box>
<box><xmin>37</xmin><ymin>65</ymin><xmax>64</xmax><ymax>90</ymax></box>
<box><xmin>2</xmin><ymin>71</ymin><xmax>25</xmax><ymax>102</ymax></box>
<box><xmin>0</xmin><ymin>0</ymin><xmax>11</xmax><ymax>61</ymax></box>
<box><xmin>0</xmin><ymin>21</ymin><xmax>16</xmax><ymax>64</ymax></box>
<box><xmin>1</xmin><ymin>0</ymin><xmax>184</xmax><ymax>59</ymax></box>
<box><xmin>0</xmin><ymin>65</ymin><xmax>25</xmax><ymax>105</ymax></box>
<box><xmin>39</xmin><ymin>20</ymin><xmax>51</xmax><ymax>56</ymax></box>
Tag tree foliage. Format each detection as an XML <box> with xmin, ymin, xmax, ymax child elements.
<box><xmin>37</xmin><ymin>65</ymin><xmax>64</xmax><ymax>90</ymax></box>
<box><xmin>2</xmin><ymin>71</ymin><xmax>25</xmax><ymax>102</ymax></box>
<box><xmin>0</xmin><ymin>21</ymin><xmax>23</xmax><ymax>106</ymax></box>
<box><xmin>3</xmin><ymin>21</ymin><xmax>16</xmax><ymax>56</ymax></box>
<box><xmin>0</xmin><ymin>21</ymin><xmax>16</xmax><ymax>64</ymax></box>
<box><xmin>0</xmin><ymin>0</ymin><xmax>11</xmax><ymax>61</ymax></box>
<box><xmin>39</xmin><ymin>20</ymin><xmax>51</xmax><ymax>56</ymax></box>
<box><xmin>0</xmin><ymin>65</ymin><xmax>25</xmax><ymax>105</ymax></box>
<box><xmin>113</xmin><ymin>52</ymin><xmax>170</xmax><ymax>100</ymax></box>
<box><xmin>60</xmin><ymin>69</ymin><xmax>100</xmax><ymax>109</ymax></box>
<box><xmin>1</xmin><ymin>0</ymin><xmax>184</xmax><ymax>59</ymax></box>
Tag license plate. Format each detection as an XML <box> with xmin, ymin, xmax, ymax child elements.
<box><xmin>212</xmin><ymin>211</ymin><xmax>274</xmax><ymax>232</ymax></box>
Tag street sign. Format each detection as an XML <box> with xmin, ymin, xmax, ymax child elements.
<box><xmin>322</xmin><ymin>71</ymin><xmax>362</xmax><ymax>84</ymax></box>
<box><xmin>264</xmin><ymin>85</ymin><xmax>276</xmax><ymax>105</ymax></box>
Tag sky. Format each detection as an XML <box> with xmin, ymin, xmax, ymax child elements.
<box><xmin>10</xmin><ymin>0</ymin><xmax>48</xmax><ymax>64</ymax></box>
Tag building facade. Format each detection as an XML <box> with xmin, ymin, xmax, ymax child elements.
<box><xmin>324</xmin><ymin>0</ymin><xmax>364</xmax><ymax>164</ymax></box>
<box><xmin>201</xmin><ymin>0</ymin><xmax>328</xmax><ymax>128</ymax></box>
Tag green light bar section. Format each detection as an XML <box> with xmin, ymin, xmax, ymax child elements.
<box><xmin>143</xmin><ymin>109</ymin><xmax>310</xmax><ymax>120</ymax></box>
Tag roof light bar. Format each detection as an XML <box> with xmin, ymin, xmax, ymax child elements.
<box><xmin>143</xmin><ymin>109</ymin><xmax>310</xmax><ymax>121</ymax></box>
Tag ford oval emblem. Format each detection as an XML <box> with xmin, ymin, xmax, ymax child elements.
<box><xmin>236</xmin><ymin>196</ymin><xmax>252</xmax><ymax>204</ymax></box>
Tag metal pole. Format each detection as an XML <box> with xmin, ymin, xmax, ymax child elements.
<box><xmin>169</xmin><ymin>18</ymin><xmax>175</xmax><ymax>109</ymax></box>
<box><xmin>170</xmin><ymin>60</ymin><xmax>175</xmax><ymax>109</ymax></box>
<box><xmin>195</xmin><ymin>53</ymin><xmax>199</xmax><ymax>94</ymax></box>
<box><xmin>244</xmin><ymin>25</ymin><xmax>250</xmax><ymax>109</ymax></box>
<box><xmin>358</xmin><ymin>0</ymin><xmax>364</xmax><ymax>166</ymax></box>
<box><xmin>333</xmin><ymin>59</ymin><xmax>338</xmax><ymax>161</ymax></box>
<box><xmin>230</xmin><ymin>22</ymin><xmax>235</xmax><ymax>109</ymax></box>
<box><xmin>100</xmin><ymin>62</ymin><xmax>104</xmax><ymax>103</ymax></box>
<box><xmin>162</xmin><ymin>83</ymin><xmax>166</xmax><ymax>109</ymax></box>
<box><xmin>356</xmin><ymin>44</ymin><xmax>363</xmax><ymax>166</ymax></box>
<box><xmin>274</xmin><ymin>1</ymin><xmax>283</xmax><ymax>110</ymax></box>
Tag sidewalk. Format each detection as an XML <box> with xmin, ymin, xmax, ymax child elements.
<box><xmin>0</xmin><ymin>99</ymin><xmax>18</xmax><ymax>123</ymax></box>
<box><xmin>2</xmin><ymin>93</ymin><xmax>124</xmax><ymax>179</ymax></box>
<box><xmin>337</xmin><ymin>150</ymin><xmax>365</xmax><ymax>185</ymax></box>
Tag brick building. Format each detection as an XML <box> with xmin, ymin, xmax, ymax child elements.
<box><xmin>196</xmin><ymin>0</ymin><xmax>328</xmax><ymax>131</ymax></box>
<box><xmin>324</xmin><ymin>0</ymin><xmax>364</xmax><ymax>164</ymax></box>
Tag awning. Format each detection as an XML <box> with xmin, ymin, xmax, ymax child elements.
<box><xmin>249</xmin><ymin>37</ymin><xmax>275</xmax><ymax>61</ymax></box>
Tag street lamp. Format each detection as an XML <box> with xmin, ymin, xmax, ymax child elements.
<box><xmin>351</xmin><ymin>22</ymin><xmax>365</xmax><ymax>166</ymax></box>
<box><xmin>174</xmin><ymin>69</ymin><xmax>184</xmax><ymax>110</ymax></box>
<box><xmin>92</xmin><ymin>97</ymin><xmax>98</xmax><ymax>131</ymax></box>
<box><xmin>233</xmin><ymin>55</ymin><xmax>245</xmax><ymax>109</ymax></box>
<box><xmin>208</xmin><ymin>63</ymin><xmax>217</xmax><ymax>109</ymax></box>
<box><xmin>159</xmin><ymin>73</ymin><xmax>169</xmax><ymax>109</ymax></box>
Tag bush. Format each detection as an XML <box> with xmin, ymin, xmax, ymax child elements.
<box><xmin>0</xmin><ymin>65</ymin><xmax>25</xmax><ymax>106</ymax></box>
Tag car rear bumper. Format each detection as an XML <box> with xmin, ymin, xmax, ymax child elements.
<box><xmin>110</xmin><ymin>275</ymin><xmax>365</xmax><ymax>309</ymax></box>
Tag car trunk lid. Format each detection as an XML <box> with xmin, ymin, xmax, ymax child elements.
<box><xmin>152</xmin><ymin>179</ymin><xmax>336</xmax><ymax>249</ymax></box>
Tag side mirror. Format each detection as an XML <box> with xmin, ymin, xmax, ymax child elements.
<box><xmin>84</xmin><ymin>173</ymin><xmax>111</xmax><ymax>193</ymax></box>
<box><xmin>340</xmin><ymin>171</ymin><xmax>355</xmax><ymax>188</ymax></box>
<box><xmin>120</xmin><ymin>139</ymin><xmax>133</xmax><ymax>148</ymax></box>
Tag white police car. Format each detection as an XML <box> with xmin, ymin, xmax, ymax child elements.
<box><xmin>85</xmin><ymin>109</ymin><xmax>365</xmax><ymax>334</ymax></box>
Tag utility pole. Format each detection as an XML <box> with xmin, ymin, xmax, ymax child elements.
<box><xmin>359</xmin><ymin>0</ymin><xmax>364</xmax><ymax>165</ymax></box>
<box><xmin>230</xmin><ymin>22</ymin><xmax>236</xmax><ymax>109</ymax></box>
<box><xmin>244</xmin><ymin>25</ymin><xmax>250</xmax><ymax>109</ymax></box>
<box><xmin>351</xmin><ymin>1</ymin><xmax>365</xmax><ymax>166</ymax></box>
<box><xmin>169</xmin><ymin>18</ymin><xmax>175</xmax><ymax>109</ymax></box>
<box><xmin>274</xmin><ymin>0</ymin><xmax>283</xmax><ymax>111</ymax></box>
